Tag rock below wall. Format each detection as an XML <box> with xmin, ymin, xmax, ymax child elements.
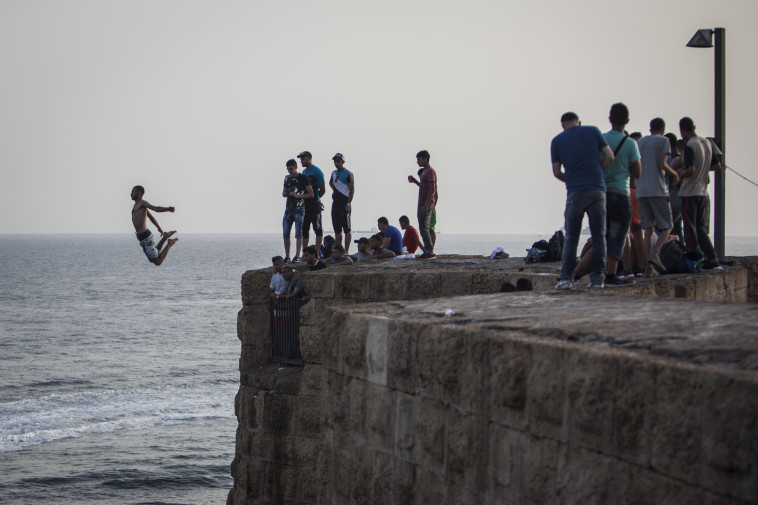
<box><xmin>230</xmin><ymin>257</ymin><xmax>758</xmax><ymax>505</ymax></box>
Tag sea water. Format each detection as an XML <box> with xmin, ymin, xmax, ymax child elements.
<box><xmin>0</xmin><ymin>233</ymin><xmax>755</xmax><ymax>504</ymax></box>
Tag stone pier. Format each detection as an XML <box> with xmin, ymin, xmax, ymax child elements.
<box><xmin>228</xmin><ymin>257</ymin><xmax>758</xmax><ymax>505</ymax></box>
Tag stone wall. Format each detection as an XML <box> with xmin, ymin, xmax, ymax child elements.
<box><xmin>229</xmin><ymin>257</ymin><xmax>757</xmax><ymax>505</ymax></box>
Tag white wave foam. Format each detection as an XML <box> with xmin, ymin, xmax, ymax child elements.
<box><xmin>0</xmin><ymin>382</ymin><xmax>238</xmax><ymax>452</ymax></box>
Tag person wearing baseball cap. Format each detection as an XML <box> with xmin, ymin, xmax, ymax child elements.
<box><xmin>329</xmin><ymin>153</ymin><xmax>355</xmax><ymax>254</ymax></box>
<box><xmin>298</xmin><ymin>151</ymin><xmax>325</xmax><ymax>254</ymax></box>
<box><xmin>352</xmin><ymin>237</ymin><xmax>372</xmax><ymax>262</ymax></box>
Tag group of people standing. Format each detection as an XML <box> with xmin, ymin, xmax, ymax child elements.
<box><xmin>280</xmin><ymin>149</ymin><xmax>439</xmax><ymax>264</ymax></box>
<box><xmin>551</xmin><ymin>104</ymin><xmax>723</xmax><ymax>290</ymax></box>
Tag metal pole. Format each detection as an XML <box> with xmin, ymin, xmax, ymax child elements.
<box><xmin>714</xmin><ymin>27</ymin><xmax>726</xmax><ymax>259</ymax></box>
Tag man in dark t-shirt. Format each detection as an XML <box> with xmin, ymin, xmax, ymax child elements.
<box><xmin>551</xmin><ymin>112</ymin><xmax>615</xmax><ymax>289</ymax></box>
<box><xmin>281</xmin><ymin>159</ymin><xmax>313</xmax><ymax>263</ymax></box>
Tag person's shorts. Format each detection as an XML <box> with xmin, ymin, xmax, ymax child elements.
<box><xmin>303</xmin><ymin>204</ymin><xmax>323</xmax><ymax>239</ymax></box>
<box><xmin>638</xmin><ymin>196</ymin><xmax>673</xmax><ymax>231</ymax></box>
<box><xmin>282</xmin><ymin>206</ymin><xmax>305</xmax><ymax>239</ymax></box>
<box><xmin>331</xmin><ymin>200</ymin><xmax>351</xmax><ymax>233</ymax></box>
<box><xmin>137</xmin><ymin>230</ymin><xmax>159</xmax><ymax>260</ymax></box>
<box><xmin>606</xmin><ymin>191</ymin><xmax>632</xmax><ymax>259</ymax></box>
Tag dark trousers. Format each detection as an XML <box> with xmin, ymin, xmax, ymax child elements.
<box><xmin>681</xmin><ymin>195</ymin><xmax>717</xmax><ymax>262</ymax></box>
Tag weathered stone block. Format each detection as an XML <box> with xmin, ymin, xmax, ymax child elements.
<box><xmin>486</xmin><ymin>423</ymin><xmax>521</xmax><ymax>504</ymax></box>
<box><xmin>333</xmin><ymin>444</ymin><xmax>372</xmax><ymax>505</ymax></box>
<box><xmin>262</xmin><ymin>391</ymin><xmax>294</xmax><ymax>435</ymax></box>
<box><xmin>391</xmin><ymin>460</ymin><xmax>417</xmax><ymax>505</ymax></box>
<box><xmin>276</xmin><ymin>434</ymin><xmax>321</xmax><ymax>468</ymax></box>
<box><xmin>235</xmin><ymin>425</ymin><xmax>252</xmax><ymax>459</ymax></box>
<box><xmin>518</xmin><ymin>435</ymin><xmax>559</xmax><ymax>504</ymax></box>
<box><xmin>300</xmin><ymin>270</ymin><xmax>335</xmax><ymax>298</ymax></box>
<box><xmin>366</xmin><ymin>317</ymin><xmax>390</xmax><ymax>386</ymax></box>
<box><xmin>249</xmin><ymin>429</ymin><xmax>273</xmax><ymax>461</ymax></box>
<box><xmin>442</xmin><ymin>484</ymin><xmax>480</xmax><ymax>505</ymax></box>
<box><xmin>565</xmin><ymin>350</ymin><xmax>617</xmax><ymax>452</ymax></box>
<box><xmin>299</xmin><ymin>364</ymin><xmax>327</xmax><ymax>396</ymax></box>
<box><xmin>299</xmin><ymin>324</ymin><xmax>323</xmax><ymax>364</ymax></box>
<box><xmin>326</xmin><ymin>371</ymin><xmax>349</xmax><ymax>429</ymax></box>
<box><xmin>526</xmin><ymin>342</ymin><xmax>568</xmax><ymax>441</ymax></box>
<box><xmin>612</xmin><ymin>356</ymin><xmax>654</xmax><ymax>466</ymax></box>
<box><xmin>437</xmin><ymin>271</ymin><xmax>473</xmax><ymax>297</ymax></box>
<box><xmin>416</xmin><ymin>325</ymin><xmax>469</xmax><ymax>406</ymax></box>
<box><xmin>366</xmin><ymin>384</ymin><xmax>396</xmax><ymax>452</ymax></box>
<box><xmin>414</xmin><ymin>398</ymin><xmax>446</xmax><ymax>474</ymax></box>
<box><xmin>370</xmin><ymin>450</ymin><xmax>395</xmax><ymax>505</ymax></box>
<box><xmin>394</xmin><ymin>393</ymin><xmax>419</xmax><ymax>459</ymax></box>
<box><xmin>701</xmin><ymin>372</ymin><xmax>758</xmax><ymax>502</ymax></box>
<box><xmin>606</xmin><ymin>459</ymin><xmax>704</xmax><ymax>505</ymax></box>
<box><xmin>337</xmin><ymin>272</ymin><xmax>373</xmax><ymax>299</ymax></box>
<box><xmin>342</xmin><ymin>318</ymin><xmax>369</xmax><ymax>380</ymax></box>
<box><xmin>412</xmin><ymin>468</ymin><xmax>445</xmax><ymax>504</ymax></box>
<box><xmin>487</xmin><ymin>336</ymin><xmax>530</xmax><ymax>429</ymax></box>
<box><xmin>370</xmin><ymin>271</ymin><xmax>410</xmax><ymax>300</ymax></box>
<box><xmin>290</xmin><ymin>394</ymin><xmax>325</xmax><ymax>439</ymax></box>
<box><xmin>237</xmin><ymin>306</ymin><xmax>269</xmax><ymax>345</ymax></box>
<box><xmin>239</xmin><ymin>344</ymin><xmax>269</xmax><ymax>377</ymax></box>
<box><xmin>407</xmin><ymin>272</ymin><xmax>441</xmax><ymax>297</ymax></box>
<box><xmin>241</xmin><ymin>270</ymin><xmax>271</xmax><ymax>307</ymax></box>
<box><xmin>444</xmin><ymin>409</ymin><xmax>488</xmax><ymax>491</ymax></box>
<box><xmin>555</xmin><ymin>444</ymin><xmax>610</xmax><ymax>505</ymax></box>
<box><xmin>347</xmin><ymin>377</ymin><xmax>368</xmax><ymax>435</ymax></box>
<box><xmin>386</xmin><ymin>321</ymin><xmax>418</xmax><ymax>395</ymax></box>
<box><xmin>649</xmin><ymin>363</ymin><xmax>704</xmax><ymax>485</ymax></box>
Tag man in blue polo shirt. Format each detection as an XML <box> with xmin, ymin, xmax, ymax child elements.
<box><xmin>377</xmin><ymin>216</ymin><xmax>403</xmax><ymax>255</ymax></box>
<box><xmin>551</xmin><ymin>111</ymin><xmax>615</xmax><ymax>289</ymax></box>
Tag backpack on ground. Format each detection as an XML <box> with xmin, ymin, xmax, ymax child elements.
<box><xmin>547</xmin><ymin>230</ymin><xmax>564</xmax><ymax>261</ymax></box>
<box><xmin>659</xmin><ymin>239</ymin><xmax>703</xmax><ymax>273</ymax></box>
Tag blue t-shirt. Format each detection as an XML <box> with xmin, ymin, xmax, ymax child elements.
<box><xmin>302</xmin><ymin>166</ymin><xmax>325</xmax><ymax>201</ymax></box>
<box><xmin>384</xmin><ymin>226</ymin><xmax>403</xmax><ymax>254</ymax></box>
<box><xmin>551</xmin><ymin>125</ymin><xmax>608</xmax><ymax>194</ymax></box>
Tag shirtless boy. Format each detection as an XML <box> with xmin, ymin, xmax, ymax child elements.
<box><xmin>130</xmin><ymin>185</ymin><xmax>178</xmax><ymax>266</ymax></box>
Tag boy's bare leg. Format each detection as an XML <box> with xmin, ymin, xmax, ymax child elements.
<box><xmin>156</xmin><ymin>230</ymin><xmax>176</xmax><ymax>251</ymax></box>
<box><xmin>152</xmin><ymin>238</ymin><xmax>178</xmax><ymax>266</ymax></box>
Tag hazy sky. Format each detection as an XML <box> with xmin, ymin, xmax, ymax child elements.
<box><xmin>1</xmin><ymin>0</ymin><xmax>757</xmax><ymax>237</ymax></box>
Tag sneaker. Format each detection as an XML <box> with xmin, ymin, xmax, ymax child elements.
<box><xmin>555</xmin><ymin>280</ymin><xmax>572</xmax><ymax>290</ymax></box>
<box><xmin>292</xmin><ymin>256</ymin><xmax>302</xmax><ymax>263</ymax></box>
<box><xmin>589</xmin><ymin>281</ymin><xmax>605</xmax><ymax>289</ymax></box>
<box><xmin>702</xmin><ymin>260</ymin><xmax>722</xmax><ymax>270</ymax></box>
<box><xmin>647</xmin><ymin>253</ymin><xmax>666</xmax><ymax>274</ymax></box>
<box><xmin>644</xmin><ymin>263</ymin><xmax>659</xmax><ymax>277</ymax></box>
<box><xmin>713</xmin><ymin>265</ymin><xmax>726</xmax><ymax>271</ymax></box>
<box><xmin>605</xmin><ymin>275</ymin><xmax>633</xmax><ymax>286</ymax></box>
<box><xmin>418</xmin><ymin>252</ymin><xmax>436</xmax><ymax>259</ymax></box>
<box><xmin>635</xmin><ymin>272</ymin><xmax>645</xmax><ymax>277</ymax></box>
<box><xmin>283</xmin><ymin>257</ymin><xmax>291</xmax><ymax>264</ymax></box>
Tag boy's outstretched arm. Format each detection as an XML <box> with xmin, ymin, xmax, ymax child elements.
<box><xmin>147</xmin><ymin>211</ymin><xmax>164</xmax><ymax>235</ymax></box>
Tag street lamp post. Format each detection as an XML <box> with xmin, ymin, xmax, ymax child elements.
<box><xmin>686</xmin><ymin>27</ymin><xmax>726</xmax><ymax>259</ymax></box>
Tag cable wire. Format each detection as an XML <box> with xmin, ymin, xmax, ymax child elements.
<box><xmin>725</xmin><ymin>165</ymin><xmax>758</xmax><ymax>188</ymax></box>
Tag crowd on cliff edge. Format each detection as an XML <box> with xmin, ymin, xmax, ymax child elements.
<box><xmin>268</xmin><ymin>104</ymin><xmax>724</xmax><ymax>297</ymax></box>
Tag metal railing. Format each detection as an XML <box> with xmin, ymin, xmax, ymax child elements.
<box><xmin>269</xmin><ymin>297</ymin><xmax>304</xmax><ymax>365</ymax></box>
